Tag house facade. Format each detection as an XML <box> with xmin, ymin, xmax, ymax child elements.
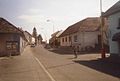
<box><xmin>0</xmin><ymin>18</ymin><xmax>27</xmax><ymax>56</ymax></box>
<box><xmin>104</xmin><ymin>1</ymin><xmax>120</xmax><ymax>56</ymax></box>
<box><xmin>24</xmin><ymin>31</ymin><xmax>32</xmax><ymax>45</ymax></box>
<box><xmin>59</xmin><ymin>17</ymin><xmax>108</xmax><ymax>52</ymax></box>
<box><xmin>37</xmin><ymin>34</ymin><xmax>43</xmax><ymax>45</ymax></box>
<box><xmin>49</xmin><ymin>30</ymin><xmax>62</xmax><ymax>47</ymax></box>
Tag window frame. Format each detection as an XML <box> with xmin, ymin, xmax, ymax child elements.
<box><xmin>65</xmin><ymin>37</ymin><xmax>67</xmax><ymax>42</ymax></box>
<box><xmin>62</xmin><ymin>38</ymin><xmax>64</xmax><ymax>42</ymax></box>
<box><xmin>6</xmin><ymin>41</ymin><xmax>18</xmax><ymax>50</ymax></box>
<box><xmin>74</xmin><ymin>35</ymin><xmax>78</xmax><ymax>42</ymax></box>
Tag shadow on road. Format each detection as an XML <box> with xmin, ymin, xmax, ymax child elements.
<box><xmin>48</xmin><ymin>48</ymin><xmax>73</xmax><ymax>54</ymax></box>
<box><xmin>48</xmin><ymin>47</ymin><xmax>100</xmax><ymax>55</ymax></box>
<box><xmin>73</xmin><ymin>57</ymin><xmax>120</xmax><ymax>78</ymax></box>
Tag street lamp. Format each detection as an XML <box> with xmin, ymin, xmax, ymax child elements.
<box><xmin>100</xmin><ymin>0</ymin><xmax>106</xmax><ymax>58</ymax></box>
<box><xmin>47</xmin><ymin>19</ymin><xmax>55</xmax><ymax>33</ymax></box>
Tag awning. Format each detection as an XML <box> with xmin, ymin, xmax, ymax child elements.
<box><xmin>112</xmin><ymin>32</ymin><xmax>120</xmax><ymax>41</ymax></box>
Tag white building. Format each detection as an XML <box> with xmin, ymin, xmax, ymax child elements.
<box><xmin>104</xmin><ymin>1</ymin><xmax>120</xmax><ymax>56</ymax></box>
<box><xmin>24</xmin><ymin>31</ymin><xmax>32</xmax><ymax>45</ymax></box>
<box><xmin>59</xmin><ymin>17</ymin><xmax>108</xmax><ymax>52</ymax></box>
<box><xmin>32</xmin><ymin>37</ymin><xmax>35</xmax><ymax>44</ymax></box>
<box><xmin>49</xmin><ymin>30</ymin><xmax>63</xmax><ymax>47</ymax></box>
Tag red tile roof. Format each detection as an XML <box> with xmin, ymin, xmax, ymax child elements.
<box><xmin>0</xmin><ymin>17</ymin><xmax>22</xmax><ymax>34</ymax></box>
<box><xmin>59</xmin><ymin>17</ymin><xmax>100</xmax><ymax>37</ymax></box>
<box><xmin>0</xmin><ymin>17</ymin><xmax>27</xmax><ymax>41</ymax></box>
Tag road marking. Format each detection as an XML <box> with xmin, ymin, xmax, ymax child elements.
<box><xmin>34</xmin><ymin>57</ymin><xmax>56</xmax><ymax>81</ymax></box>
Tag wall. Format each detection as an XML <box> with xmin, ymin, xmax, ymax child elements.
<box><xmin>80</xmin><ymin>31</ymin><xmax>99</xmax><ymax>48</ymax></box>
<box><xmin>108</xmin><ymin>12</ymin><xmax>120</xmax><ymax>55</ymax></box>
<box><xmin>0</xmin><ymin>33</ymin><xmax>20</xmax><ymax>56</ymax></box>
<box><xmin>19</xmin><ymin>36</ymin><xmax>27</xmax><ymax>53</ymax></box>
<box><xmin>60</xmin><ymin>31</ymin><xmax>99</xmax><ymax>51</ymax></box>
<box><xmin>60</xmin><ymin>36</ymin><xmax>71</xmax><ymax>46</ymax></box>
<box><xmin>24</xmin><ymin>32</ymin><xmax>32</xmax><ymax>45</ymax></box>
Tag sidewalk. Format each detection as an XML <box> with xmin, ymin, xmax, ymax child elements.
<box><xmin>0</xmin><ymin>46</ymin><xmax>50</xmax><ymax>81</ymax></box>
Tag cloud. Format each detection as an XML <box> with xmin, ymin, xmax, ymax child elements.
<box><xmin>18</xmin><ymin>8</ymin><xmax>47</xmax><ymax>23</ymax></box>
<box><xmin>18</xmin><ymin>14</ymin><xmax>48</xmax><ymax>23</ymax></box>
<box><xmin>18</xmin><ymin>8</ymin><xmax>81</xmax><ymax>24</ymax></box>
<box><xmin>28</xmin><ymin>8</ymin><xmax>41</xmax><ymax>14</ymax></box>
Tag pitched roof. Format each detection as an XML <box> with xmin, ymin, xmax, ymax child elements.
<box><xmin>104</xmin><ymin>1</ymin><xmax>120</xmax><ymax>17</ymax></box>
<box><xmin>0</xmin><ymin>17</ymin><xmax>27</xmax><ymax>41</ymax></box>
<box><xmin>59</xmin><ymin>17</ymin><xmax>100</xmax><ymax>37</ymax></box>
<box><xmin>25</xmin><ymin>31</ymin><xmax>32</xmax><ymax>37</ymax></box>
<box><xmin>38</xmin><ymin>34</ymin><xmax>43</xmax><ymax>40</ymax></box>
<box><xmin>51</xmin><ymin>31</ymin><xmax>61</xmax><ymax>37</ymax></box>
<box><xmin>49</xmin><ymin>30</ymin><xmax>63</xmax><ymax>42</ymax></box>
<box><xmin>59</xmin><ymin>21</ymin><xmax>82</xmax><ymax>37</ymax></box>
<box><xmin>79</xmin><ymin>17</ymin><xmax>100</xmax><ymax>31</ymax></box>
<box><xmin>0</xmin><ymin>17</ymin><xmax>22</xmax><ymax>34</ymax></box>
<box><xmin>56</xmin><ymin>30</ymin><xmax>63</xmax><ymax>37</ymax></box>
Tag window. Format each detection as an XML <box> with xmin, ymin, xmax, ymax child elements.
<box><xmin>117</xmin><ymin>18</ymin><xmax>120</xmax><ymax>29</ymax></box>
<box><xmin>62</xmin><ymin>38</ymin><xmax>64</xmax><ymax>42</ymax></box>
<box><xmin>65</xmin><ymin>37</ymin><xmax>67</xmax><ymax>42</ymax></box>
<box><xmin>6</xmin><ymin>41</ymin><xmax>18</xmax><ymax>50</ymax></box>
<box><xmin>118</xmin><ymin>18</ymin><xmax>120</xmax><ymax>27</ymax></box>
<box><xmin>69</xmin><ymin>36</ymin><xmax>71</xmax><ymax>42</ymax></box>
<box><xmin>74</xmin><ymin>35</ymin><xmax>78</xmax><ymax>42</ymax></box>
<box><xmin>6</xmin><ymin>42</ymin><xmax>12</xmax><ymax>50</ymax></box>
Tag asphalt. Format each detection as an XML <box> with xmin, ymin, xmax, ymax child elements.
<box><xmin>0</xmin><ymin>45</ymin><xmax>120</xmax><ymax>81</ymax></box>
<box><xmin>32</xmin><ymin>45</ymin><xmax>120</xmax><ymax>81</ymax></box>
<box><xmin>0</xmin><ymin>46</ymin><xmax>51</xmax><ymax>81</ymax></box>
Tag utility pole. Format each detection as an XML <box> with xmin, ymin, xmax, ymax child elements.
<box><xmin>100</xmin><ymin>0</ymin><xmax>106</xmax><ymax>58</ymax></box>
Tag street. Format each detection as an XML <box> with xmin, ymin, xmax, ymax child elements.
<box><xmin>0</xmin><ymin>45</ymin><xmax>120</xmax><ymax>81</ymax></box>
<box><xmin>0</xmin><ymin>0</ymin><xmax>120</xmax><ymax>81</ymax></box>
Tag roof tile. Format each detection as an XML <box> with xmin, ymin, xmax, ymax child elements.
<box><xmin>59</xmin><ymin>17</ymin><xmax>101</xmax><ymax>37</ymax></box>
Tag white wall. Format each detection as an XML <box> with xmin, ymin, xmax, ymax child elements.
<box><xmin>60</xmin><ymin>31</ymin><xmax>99</xmax><ymax>51</ymax></box>
<box><xmin>81</xmin><ymin>31</ymin><xmax>98</xmax><ymax>48</ymax></box>
<box><xmin>20</xmin><ymin>37</ymin><xmax>27</xmax><ymax>53</ymax></box>
<box><xmin>108</xmin><ymin>12</ymin><xmax>120</xmax><ymax>54</ymax></box>
<box><xmin>60</xmin><ymin>36</ymin><xmax>71</xmax><ymax>46</ymax></box>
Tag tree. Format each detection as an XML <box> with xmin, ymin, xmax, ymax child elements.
<box><xmin>38</xmin><ymin>34</ymin><xmax>43</xmax><ymax>44</ymax></box>
<box><xmin>32</xmin><ymin>27</ymin><xmax>37</xmax><ymax>45</ymax></box>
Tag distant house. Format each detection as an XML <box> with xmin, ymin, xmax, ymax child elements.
<box><xmin>32</xmin><ymin>27</ymin><xmax>38</xmax><ymax>45</ymax></box>
<box><xmin>59</xmin><ymin>17</ymin><xmax>108</xmax><ymax>52</ymax></box>
<box><xmin>49</xmin><ymin>30</ymin><xmax>63</xmax><ymax>47</ymax></box>
<box><xmin>31</xmin><ymin>37</ymin><xmax>35</xmax><ymax>44</ymax></box>
<box><xmin>0</xmin><ymin>18</ymin><xmax>27</xmax><ymax>56</ymax></box>
<box><xmin>37</xmin><ymin>34</ymin><xmax>43</xmax><ymax>45</ymax></box>
<box><xmin>24</xmin><ymin>31</ymin><xmax>32</xmax><ymax>45</ymax></box>
<box><xmin>104</xmin><ymin>1</ymin><xmax>120</xmax><ymax>57</ymax></box>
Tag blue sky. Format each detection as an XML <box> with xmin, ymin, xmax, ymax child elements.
<box><xmin>0</xmin><ymin>0</ymin><xmax>119</xmax><ymax>41</ymax></box>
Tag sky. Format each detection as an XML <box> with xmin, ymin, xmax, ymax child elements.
<box><xmin>0</xmin><ymin>0</ymin><xmax>119</xmax><ymax>42</ymax></box>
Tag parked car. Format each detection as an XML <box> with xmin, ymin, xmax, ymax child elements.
<box><xmin>31</xmin><ymin>44</ymin><xmax>35</xmax><ymax>47</ymax></box>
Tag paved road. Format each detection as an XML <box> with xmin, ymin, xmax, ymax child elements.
<box><xmin>0</xmin><ymin>45</ymin><xmax>120</xmax><ymax>81</ymax></box>
<box><xmin>0</xmin><ymin>46</ymin><xmax>51</xmax><ymax>81</ymax></box>
<box><xmin>31</xmin><ymin>45</ymin><xmax>120</xmax><ymax>81</ymax></box>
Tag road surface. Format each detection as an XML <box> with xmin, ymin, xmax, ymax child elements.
<box><xmin>31</xmin><ymin>45</ymin><xmax>120</xmax><ymax>81</ymax></box>
<box><xmin>0</xmin><ymin>45</ymin><xmax>120</xmax><ymax>81</ymax></box>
